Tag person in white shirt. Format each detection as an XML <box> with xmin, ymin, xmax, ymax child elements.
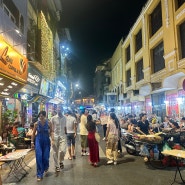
<box><xmin>80</xmin><ymin>108</ymin><xmax>89</xmax><ymax>156</ymax></box>
<box><xmin>100</xmin><ymin>111</ymin><xmax>108</xmax><ymax>140</ymax></box>
<box><xmin>50</xmin><ymin>105</ymin><xmax>66</xmax><ymax>172</ymax></box>
<box><xmin>65</xmin><ymin>110</ymin><xmax>77</xmax><ymax>160</ymax></box>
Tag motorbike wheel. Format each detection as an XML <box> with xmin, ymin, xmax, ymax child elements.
<box><xmin>148</xmin><ymin>150</ymin><xmax>169</xmax><ymax>169</ymax></box>
<box><xmin>125</xmin><ymin>143</ymin><xmax>136</xmax><ymax>155</ymax></box>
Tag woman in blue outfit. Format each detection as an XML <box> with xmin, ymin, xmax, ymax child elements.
<box><xmin>31</xmin><ymin>111</ymin><xmax>53</xmax><ymax>181</ymax></box>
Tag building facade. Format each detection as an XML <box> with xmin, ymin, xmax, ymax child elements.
<box><xmin>109</xmin><ymin>0</ymin><xmax>185</xmax><ymax>120</ymax></box>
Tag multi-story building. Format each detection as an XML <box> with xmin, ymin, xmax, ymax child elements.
<box><xmin>0</xmin><ymin>0</ymin><xmax>65</xmax><ymax>131</ymax></box>
<box><xmin>94</xmin><ymin>59</ymin><xmax>111</xmax><ymax>106</ymax></box>
<box><xmin>110</xmin><ymin>0</ymin><xmax>185</xmax><ymax>120</ymax></box>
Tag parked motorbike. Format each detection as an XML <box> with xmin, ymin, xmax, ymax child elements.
<box><xmin>121</xmin><ymin>128</ymin><xmax>142</xmax><ymax>155</ymax></box>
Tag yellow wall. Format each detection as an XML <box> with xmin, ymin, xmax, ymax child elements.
<box><xmin>110</xmin><ymin>0</ymin><xmax>185</xmax><ymax>99</ymax></box>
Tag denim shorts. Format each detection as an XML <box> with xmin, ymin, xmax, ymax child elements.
<box><xmin>66</xmin><ymin>133</ymin><xmax>75</xmax><ymax>146</ymax></box>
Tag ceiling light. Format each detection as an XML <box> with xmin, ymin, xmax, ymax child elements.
<box><xmin>11</xmin><ymin>82</ymin><xmax>18</xmax><ymax>86</ymax></box>
<box><xmin>8</xmin><ymin>85</ymin><xmax>13</xmax><ymax>88</ymax></box>
<box><xmin>0</xmin><ymin>83</ymin><xmax>4</xmax><ymax>86</ymax></box>
<box><xmin>1</xmin><ymin>92</ymin><xmax>10</xmax><ymax>95</ymax></box>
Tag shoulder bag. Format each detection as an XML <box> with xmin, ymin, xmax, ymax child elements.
<box><xmin>95</xmin><ymin>132</ymin><xmax>100</xmax><ymax>142</ymax></box>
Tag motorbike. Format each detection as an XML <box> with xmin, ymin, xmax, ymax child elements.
<box><xmin>121</xmin><ymin>128</ymin><xmax>142</xmax><ymax>155</ymax></box>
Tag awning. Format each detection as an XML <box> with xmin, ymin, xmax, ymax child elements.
<box><xmin>48</xmin><ymin>97</ymin><xmax>64</xmax><ymax>104</ymax></box>
<box><xmin>0</xmin><ymin>73</ymin><xmax>24</xmax><ymax>97</ymax></box>
<box><xmin>152</xmin><ymin>72</ymin><xmax>185</xmax><ymax>93</ymax></box>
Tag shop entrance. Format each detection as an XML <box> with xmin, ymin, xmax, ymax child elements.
<box><xmin>151</xmin><ymin>92</ymin><xmax>166</xmax><ymax>123</ymax></box>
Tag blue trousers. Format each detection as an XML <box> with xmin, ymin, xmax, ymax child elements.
<box><xmin>35</xmin><ymin>138</ymin><xmax>50</xmax><ymax>178</ymax></box>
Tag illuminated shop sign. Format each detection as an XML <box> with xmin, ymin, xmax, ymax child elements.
<box><xmin>0</xmin><ymin>36</ymin><xmax>28</xmax><ymax>82</ymax></box>
<box><xmin>47</xmin><ymin>82</ymin><xmax>55</xmax><ymax>98</ymax></box>
<box><xmin>55</xmin><ymin>81</ymin><xmax>66</xmax><ymax>99</ymax></box>
<box><xmin>27</xmin><ymin>66</ymin><xmax>41</xmax><ymax>88</ymax></box>
<box><xmin>39</xmin><ymin>77</ymin><xmax>49</xmax><ymax>96</ymax></box>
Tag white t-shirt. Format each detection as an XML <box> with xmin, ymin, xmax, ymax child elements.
<box><xmin>107</xmin><ymin>119</ymin><xmax>119</xmax><ymax>136</ymax></box>
<box><xmin>66</xmin><ymin>115</ymin><xmax>76</xmax><ymax>133</ymax></box>
<box><xmin>51</xmin><ymin>114</ymin><xmax>66</xmax><ymax>137</ymax></box>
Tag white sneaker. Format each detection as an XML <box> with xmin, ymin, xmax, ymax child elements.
<box><xmin>102</xmin><ymin>137</ymin><xmax>105</xmax><ymax>141</ymax></box>
<box><xmin>85</xmin><ymin>152</ymin><xmax>89</xmax><ymax>156</ymax></box>
<box><xmin>114</xmin><ymin>161</ymin><xmax>117</xmax><ymax>165</ymax></box>
<box><xmin>107</xmin><ymin>160</ymin><xmax>113</xmax><ymax>164</ymax></box>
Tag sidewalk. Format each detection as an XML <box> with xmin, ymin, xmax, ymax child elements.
<box><xmin>1</xmin><ymin>149</ymin><xmax>36</xmax><ymax>185</ymax></box>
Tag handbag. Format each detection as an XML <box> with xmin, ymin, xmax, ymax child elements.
<box><xmin>95</xmin><ymin>132</ymin><xmax>100</xmax><ymax>142</ymax></box>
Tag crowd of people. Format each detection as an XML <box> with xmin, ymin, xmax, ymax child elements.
<box><xmin>26</xmin><ymin>106</ymin><xmax>124</xmax><ymax>181</ymax></box>
<box><xmin>17</xmin><ymin>105</ymin><xmax>185</xmax><ymax>181</ymax></box>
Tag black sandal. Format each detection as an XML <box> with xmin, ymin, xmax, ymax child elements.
<box><xmin>60</xmin><ymin>162</ymin><xmax>64</xmax><ymax>169</ymax></box>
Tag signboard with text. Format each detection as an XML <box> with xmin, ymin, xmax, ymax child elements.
<box><xmin>0</xmin><ymin>36</ymin><xmax>28</xmax><ymax>83</ymax></box>
<box><xmin>27</xmin><ymin>65</ymin><xmax>41</xmax><ymax>89</ymax></box>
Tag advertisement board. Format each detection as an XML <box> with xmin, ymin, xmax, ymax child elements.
<box><xmin>0</xmin><ymin>36</ymin><xmax>28</xmax><ymax>83</ymax></box>
<box><xmin>55</xmin><ymin>81</ymin><xmax>66</xmax><ymax>99</ymax></box>
<box><xmin>27</xmin><ymin>65</ymin><xmax>41</xmax><ymax>89</ymax></box>
<box><xmin>39</xmin><ymin>77</ymin><xmax>49</xmax><ymax>96</ymax></box>
<box><xmin>47</xmin><ymin>82</ymin><xmax>55</xmax><ymax>98</ymax></box>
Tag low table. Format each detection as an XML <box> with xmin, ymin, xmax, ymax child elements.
<box><xmin>162</xmin><ymin>149</ymin><xmax>185</xmax><ymax>185</ymax></box>
<box><xmin>0</xmin><ymin>149</ymin><xmax>31</xmax><ymax>181</ymax></box>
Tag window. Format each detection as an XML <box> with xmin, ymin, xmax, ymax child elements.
<box><xmin>152</xmin><ymin>42</ymin><xmax>165</xmax><ymax>73</ymax></box>
<box><xmin>136</xmin><ymin>59</ymin><xmax>144</xmax><ymax>82</ymax></box>
<box><xmin>179</xmin><ymin>21</ymin><xmax>185</xmax><ymax>59</ymax></box>
<box><xmin>150</xmin><ymin>2</ymin><xmax>162</xmax><ymax>36</ymax></box>
<box><xmin>126</xmin><ymin>69</ymin><xmax>131</xmax><ymax>87</ymax></box>
<box><xmin>126</xmin><ymin>45</ymin><xmax>130</xmax><ymax>63</ymax></box>
<box><xmin>2</xmin><ymin>0</ymin><xmax>24</xmax><ymax>33</ymax></box>
<box><xmin>135</xmin><ymin>29</ymin><xmax>142</xmax><ymax>53</ymax></box>
<box><xmin>177</xmin><ymin>0</ymin><xmax>185</xmax><ymax>9</ymax></box>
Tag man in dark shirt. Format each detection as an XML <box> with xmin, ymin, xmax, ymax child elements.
<box><xmin>137</xmin><ymin>113</ymin><xmax>150</xmax><ymax>135</ymax></box>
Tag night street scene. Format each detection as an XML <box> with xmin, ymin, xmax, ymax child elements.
<box><xmin>1</xmin><ymin>0</ymin><xmax>185</xmax><ymax>185</ymax></box>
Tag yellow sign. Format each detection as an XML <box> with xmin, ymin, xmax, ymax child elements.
<box><xmin>0</xmin><ymin>36</ymin><xmax>28</xmax><ymax>83</ymax></box>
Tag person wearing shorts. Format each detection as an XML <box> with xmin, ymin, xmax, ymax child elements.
<box><xmin>65</xmin><ymin>110</ymin><xmax>77</xmax><ymax>160</ymax></box>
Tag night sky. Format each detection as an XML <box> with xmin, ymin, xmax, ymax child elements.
<box><xmin>60</xmin><ymin>0</ymin><xmax>148</xmax><ymax>96</ymax></box>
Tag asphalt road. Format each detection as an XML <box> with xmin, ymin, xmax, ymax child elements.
<box><xmin>1</xmin><ymin>128</ymin><xmax>185</xmax><ymax>185</ymax></box>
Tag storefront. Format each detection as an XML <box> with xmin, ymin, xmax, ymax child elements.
<box><xmin>0</xmin><ymin>36</ymin><xmax>28</xmax><ymax>130</ymax></box>
<box><xmin>165</xmin><ymin>91</ymin><xmax>179</xmax><ymax>119</ymax></box>
<box><xmin>151</xmin><ymin>92</ymin><xmax>166</xmax><ymax>122</ymax></box>
<box><xmin>145</xmin><ymin>96</ymin><xmax>152</xmax><ymax>115</ymax></box>
<box><xmin>19</xmin><ymin>64</ymin><xmax>42</xmax><ymax>124</ymax></box>
<box><xmin>39</xmin><ymin>76</ymin><xmax>56</xmax><ymax>118</ymax></box>
<box><xmin>178</xmin><ymin>89</ymin><xmax>185</xmax><ymax>117</ymax></box>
